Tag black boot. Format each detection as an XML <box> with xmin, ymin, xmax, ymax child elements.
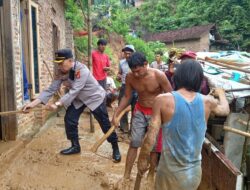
<box><xmin>60</xmin><ymin>138</ymin><xmax>81</xmax><ymax>155</ymax></box>
<box><xmin>111</xmin><ymin>142</ymin><xmax>121</xmax><ymax>163</ymax></box>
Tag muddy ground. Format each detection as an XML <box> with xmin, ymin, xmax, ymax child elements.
<box><xmin>0</xmin><ymin>109</ymin><xmax>151</xmax><ymax>190</ymax></box>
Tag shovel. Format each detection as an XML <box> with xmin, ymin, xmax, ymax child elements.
<box><xmin>91</xmin><ymin>105</ymin><xmax>131</xmax><ymax>153</ymax></box>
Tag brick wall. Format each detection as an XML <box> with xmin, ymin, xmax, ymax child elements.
<box><xmin>11</xmin><ymin>0</ymin><xmax>73</xmax><ymax>137</ymax></box>
<box><xmin>65</xmin><ymin>20</ymin><xmax>74</xmax><ymax>54</ymax></box>
<box><xmin>166</xmin><ymin>39</ymin><xmax>201</xmax><ymax>52</ymax></box>
<box><xmin>166</xmin><ymin>34</ymin><xmax>210</xmax><ymax>52</ymax></box>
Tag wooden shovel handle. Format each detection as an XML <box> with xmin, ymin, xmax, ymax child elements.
<box><xmin>91</xmin><ymin>105</ymin><xmax>131</xmax><ymax>153</ymax></box>
<box><xmin>0</xmin><ymin>108</ymin><xmax>45</xmax><ymax>116</ymax></box>
<box><xmin>134</xmin><ymin>173</ymin><xmax>142</xmax><ymax>190</ymax></box>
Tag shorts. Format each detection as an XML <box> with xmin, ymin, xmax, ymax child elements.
<box><xmin>130</xmin><ymin>102</ymin><xmax>162</xmax><ymax>152</ymax></box>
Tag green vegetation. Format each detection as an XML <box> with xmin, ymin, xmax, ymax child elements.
<box><xmin>65</xmin><ymin>0</ymin><xmax>250</xmax><ymax>59</ymax></box>
<box><xmin>132</xmin><ymin>0</ymin><xmax>250</xmax><ymax>50</ymax></box>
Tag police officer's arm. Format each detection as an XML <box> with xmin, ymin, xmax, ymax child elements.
<box><xmin>157</xmin><ymin>70</ymin><xmax>173</xmax><ymax>93</ymax></box>
<box><xmin>112</xmin><ymin>74</ymin><xmax>133</xmax><ymax>127</ymax></box>
<box><xmin>59</xmin><ymin>68</ymin><xmax>87</xmax><ymax>109</ymax></box>
<box><xmin>23</xmin><ymin>80</ymin><xmax>62</xmax><ymax>111</ymax></box>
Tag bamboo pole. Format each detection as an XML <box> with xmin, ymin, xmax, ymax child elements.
<box><xmin>237</xmin><ymin>118</ymin><xmax>248</xmax><ymax>126</ymax></box>
<box><xmin>76</xmin><ymin>0</ymin><xmax>94</xmax><ymax>133</ymax></box>
<box><xmin>205</xmin><ymin>57</ymin><xmax>250</xmax><ymax>67</ymax></box>
<box><xmin>199</xmin><ymin>57</ymin><xmax>250</xmax><ymax>74</ymax></box>
<box><xmin>224</xmin><ymin>126</ymin><xmax>250</xmax><ymax>138</ymax></box>
<box><xmin>225</xmin><ymin>88</ymin><xmax>250</xmax><ymax>92</ymax></box>
<box><xmin>87</xmin><ymin>0</ymin><xmax>95</xmax><ymax>133</ymax></box>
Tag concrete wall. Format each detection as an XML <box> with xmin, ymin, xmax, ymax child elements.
<box><xmin>10</xmin><ymin>0</ymin><xmax>73</xmax><ymax>137</ymax></box>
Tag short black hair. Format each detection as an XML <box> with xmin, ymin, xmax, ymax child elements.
<box><xmin>127</xmin><ymin>52</ymin><xmax>147</xmax><ymax>69</ymax></box>
<box><xmin>155</xmin><ymin>51</ymin><xmax>163</xmax><ymax>56</ymax></box>
<box><xmin>97</xmin><ymin>39</ymin><xmax>107</xmax><ymax>46</ymax></box>
<box><xmin>173</xmin><ymin>59</ymin><xmax>204</xmax><ymax>92</ymax></box>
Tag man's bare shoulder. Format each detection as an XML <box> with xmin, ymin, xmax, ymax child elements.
<box><xmin>152</xmin><ymin>68</ymin><xmax>167</xmax><ymax>79</ymax></box>
<box><xmin>202</xmin><ymin>94</ymin><xmax>217</xmax><ymax>108</ymax></box>
<box><xmin>126</xmin><ymin>72</ymin><xmax>134</xmax><ymax>80</ymax></box>
<box><xmin>148</xmin><ymin>67</ymin><xmax>164</xmax><ymax>75</ymax></box>
<box><xmin>155</xmin><ymin>93</ymin><xmax>173</xmax><ymax>106</ymax></box>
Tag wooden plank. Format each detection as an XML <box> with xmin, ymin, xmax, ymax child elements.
<box><xmin>199</xmin><ymin>138</ymin><xmax>243</xmax><ymax>190</ymax></box>
<box><xmin>0</xmin><ymin>1</ymin><xmax>4</xmax><ymax>140</ymax></box>
<box><xmin>2</xmin><ymin>0</ymin><xmax>17</xmax><ymax>140</ymax></box>
<box><xmin>29</xmin><ymin>1</ymin><xmax>41</xmax><ymax>97</ymax></box>
<box><xmin>20</xmin><ymin>0</ymin><xmax>32</xmax><ymax>98</ymax></box>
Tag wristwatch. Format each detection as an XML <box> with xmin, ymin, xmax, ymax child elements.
<box><xmin>55</xmin><ymin>101</ymin><xmax>62</xmax><ymax>107</ymax></box>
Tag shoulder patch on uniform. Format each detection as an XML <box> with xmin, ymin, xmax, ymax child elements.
<box><xmin>75</xmin><ymin>70</ymin><xmax>81</xmax><ymax>79</ymax></box>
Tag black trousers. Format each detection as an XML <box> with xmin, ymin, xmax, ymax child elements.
<box><xmin>64</xmin><ymin>102</ymin><xmax>118</xmax><ymax>143</ymax></box>
<box><xmin>97</xmin><ymin>78</ymin><xmax>107</xmax><ymax>91</ymax></box>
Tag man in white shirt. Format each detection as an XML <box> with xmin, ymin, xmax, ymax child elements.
<box><xmin>150</xmin><ymin>51</ymin><xmax>167</xmax><ymax>72</ymax></box>
<box><xmin>106</xmin><ymin>72</ymin><xmax>118</xmax><ymax>107</ymax></box>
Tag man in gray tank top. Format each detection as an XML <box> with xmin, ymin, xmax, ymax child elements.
<box><xmin>138</xmin><ymin>59</ymin><xmax>230</xmax><ymax>189</ymax></box>
<box><xmin>117</xmin><ymin>45</ymin><xmax>137</xmax><ymax>133</ymax></box>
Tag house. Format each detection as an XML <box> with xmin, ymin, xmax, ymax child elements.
<box><xmin>143</xmin><ymin>24</ymin><xmax>231</xmax><ymax>52</ymax></box>
<box><xmin>0</xmin><ymin>0</ymin><xmax>74</xmax><ymax>141</ymax></box>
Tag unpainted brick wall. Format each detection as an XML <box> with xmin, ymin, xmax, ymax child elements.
<box><xmin>11</xmin><ymin>0</ymin><xmax>73</xmax><ymax>137</ymax></box>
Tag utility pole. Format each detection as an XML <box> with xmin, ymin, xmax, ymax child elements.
<box><xmin>87</xmin><ymin>0</ymin><xmax>92</xmax><ymax>69</ymax></box>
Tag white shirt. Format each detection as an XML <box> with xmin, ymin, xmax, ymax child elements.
<box><xmin>150</xmin><ymin>61</ymin><xmax>168</xmax><ymax>72</ymax></box>
<box><xmin>107</xmin><ymin>76</ymin><xmax>116</xmax><ymax>89</ymax></box>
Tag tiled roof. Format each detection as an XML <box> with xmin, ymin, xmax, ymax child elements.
<box><xmin>143</xmin><ymin>24</ymin><xmax>216</xmax><ymax>43</ymax></box>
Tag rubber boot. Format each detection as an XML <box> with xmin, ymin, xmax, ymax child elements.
<box><xmin>111</xmin><ymin>142</ymin><xmax>121</xmax><ymax>163</ymax></box>
<box><xmin>60</xmin><ymin>138</ymin><xmax>81</xmax><ymax>155</ymax></box>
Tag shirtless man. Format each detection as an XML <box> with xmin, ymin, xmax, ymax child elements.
<box><xmin>138</xmin><ymin>59</ymin><xmax>230</xmax><ymax>190</ymax></box>
<box><xmin>112</xmin><ymin>52</ymin><xmax>172</xmax><ymax>186</ymax></box>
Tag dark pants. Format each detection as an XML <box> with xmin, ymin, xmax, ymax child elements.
<box><xmin>98</xmin><ymin>78</ymin><xmax>107</xmax><ymax>91</ymax></box>
<box><xmin>64</xmin><ymin>102</ymin><xmax>117</xmax><ymax>143</ymax></box>
<box><xmin>118</xmin><ymin>84</ymin><xmax>138</xmax><ymax>131</ymax></box>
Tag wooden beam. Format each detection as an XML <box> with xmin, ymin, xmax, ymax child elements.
<box><xmin>224</xmin><ymin>126</ymin><xmax>250</xmax><ymax>138</ymax></box>
<box><xmin>1</xmin><ymin>0</ymin><xmax>17</xmax><ymax>140</ymax></box>
<box><xmin>202</xmin><ymin>57</ymin><xmax>250</xmax><ymax>74</ymax></box>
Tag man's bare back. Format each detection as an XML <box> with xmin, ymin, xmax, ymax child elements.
<box><xmin>126</xmin><ymin>68</ymin><xmax>172</xmax><ymax>107</ymax></box>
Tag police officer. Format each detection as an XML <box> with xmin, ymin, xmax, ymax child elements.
<box><xmin>23</xmin><ymin>49</ymin><xmax>121</xmax><ymax>162</ymax></box>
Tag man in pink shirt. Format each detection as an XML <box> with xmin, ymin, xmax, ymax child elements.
<box><xmin>92</xmin><ymin>39</ymin><xmax>111</xmax><ymax>90</ymax></box>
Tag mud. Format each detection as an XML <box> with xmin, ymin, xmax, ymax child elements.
<box><xmin>0</xmin><ymin>109</ymin><xmax>151</xmax><ymax>190</ymax></box>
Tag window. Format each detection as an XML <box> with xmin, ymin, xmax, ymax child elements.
<box><xmin>31</xmin><ymin>5</ymin><xmax>39</xmax><ymax>94</ymax></box>
<box><xmin>20</xmin><ymin>0</ymin><xmax>40</xmax><ymax>99</ymax></box>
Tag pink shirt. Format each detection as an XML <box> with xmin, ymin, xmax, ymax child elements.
<box><xmin>92</xmin><ymin>50</ymin><xmax>110</xmax><ymax>80</ymax></box>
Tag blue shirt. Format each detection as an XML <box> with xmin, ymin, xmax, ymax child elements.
<box><xmin>160</xmin><ymin>91</ymin><xmax>206</xmax><ymax>171</ymax></box>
